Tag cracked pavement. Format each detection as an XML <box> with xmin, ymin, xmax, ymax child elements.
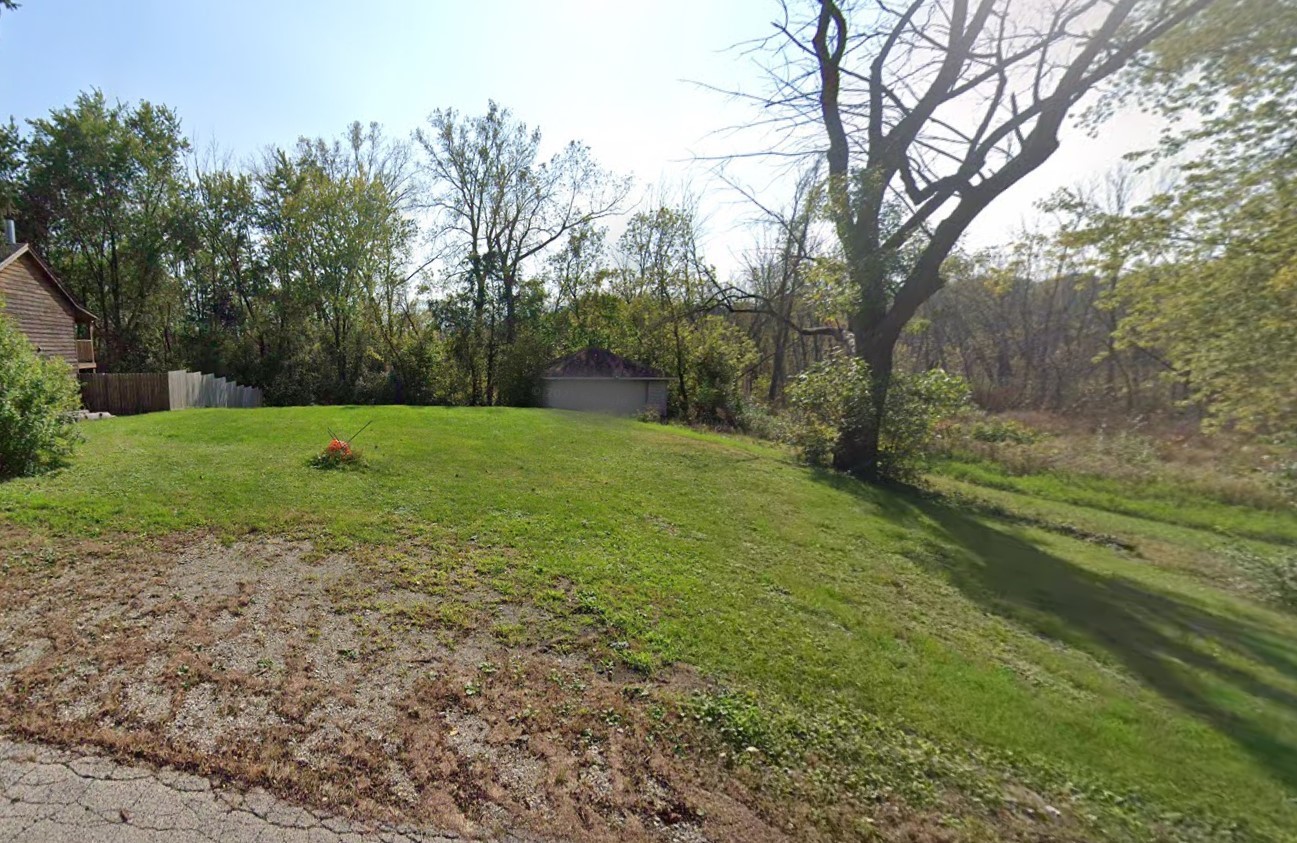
<box><xmin>0</xmin><ymin>737</ymin><xmax>472</xmax><ymax>842</ymax></box>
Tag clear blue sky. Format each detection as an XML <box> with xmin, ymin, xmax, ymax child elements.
<box><xmin>0</xmin><ymin>0</ymin><xmax>1161</xmax><ymax>273</ymax></box>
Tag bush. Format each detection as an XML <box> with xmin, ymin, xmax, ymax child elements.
<box><xmin>785</xmin><ymin>356</ymin><xmax>868</xmax><ymax>467</ymax></box>
<box><xmin>1265</xmin><ymin>456</ymin><xmax>1297</xmax><ymax>505</ymax></box>
<box><xmin>682</xmin><ymin>316</ymin><xmax>758</xmax><ymax>425</ymax></box>
<box><xmin>1222</xmin><ymin>545</ymin><xmax>1297</xmax><ymax>611</ymax></box>
<box><xmin>966</xmin><ymin>417</ymin><xmax>1043</xmax><ymax>445</ymax></box>
<box><xmin>785</xmin><ymin>355</ymin><xmax>968</xmax><ymax>480</ymax></box>
<box><xmin>0</xmin><ymin>311</ymin><xmax>82</xmax><ymax>479</ymax></box>
<box><xmin>633</xmin><ymin>406</ymin><xmax>666</xmax><ymax>424</ymax></box>
<box><xmin>879</xmin><ymin>368</ymin><xmax>972</xmax><ymax>480</ymax></box>
<box><xmin>265</xmin><ymin>347</ymin><xmax>325</xmax><ymax>407</ymax></box>
<box><xmin>734</xmin><ymin>398</ymin><xmax>784</xmax><ymax>441</ymax></box>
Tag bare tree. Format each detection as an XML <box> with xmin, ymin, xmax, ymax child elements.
<box><xmin>743</xmin><ymin>0</ymin><xmax>1213</xmax><ymax>478</ymax></box>
<box><xmin>728</xmin><ymin>166</ymin><xmax>841</xmax><ymax>400</ymax></box>
<box><xmin>416</xmin><ymin>103</ymin><xmax>629</xmax><ymax>340</ymax></box>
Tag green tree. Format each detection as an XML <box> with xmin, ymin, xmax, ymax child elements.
<box><xmin>415</xmin><ymin>102</ymin><xmax>627</xmax><ymax>404</ymax></box>
<box><xmin>1077</xmin><ymin>0</ymin><xmax>1297</xmax><ymax>430</ymax></box>
<box><xmin>179</xmin><ymin>163</ymin><xmax>266</xmax><ymax>380</ymax></box>
<box><xmin>1113</xmin><ymin>196</ymin><xmax>1297</xmax><ymax>430</ymax></box>
<box><xmin>0</xmin><ymin>119</ymin><xmax>22</xmax><ymax>218</ymax></box>
<box><xmin>20</xmin><ymin>91</ymin><xmax>190</xmax><ymax>370</ymax></box>
<box><xmin>256</xmin><ymin>127</ymin><xmax>416</xmax><ymax>403</ymax></box>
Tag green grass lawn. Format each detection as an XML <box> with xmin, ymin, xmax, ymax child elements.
<box><xmin>3</xmin><ymin>406</ymin><xmax>1297</xmax><ymax>840</ymax></box>
<box><xmin>935</xmin><ymin>456</ymin><xmax>1297</xmax><ymax>545</ymax></box>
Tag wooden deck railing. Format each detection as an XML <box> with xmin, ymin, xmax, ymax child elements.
<box><xmin>75</xmin><ymin>339</ymin><xmax>95</xmax><ymax>368</ymax></box>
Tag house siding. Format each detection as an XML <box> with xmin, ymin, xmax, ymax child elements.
<box><xmin>0</xmin><ymin>252</ymin><xmax>77</xmax><ymax>364</ymax></box>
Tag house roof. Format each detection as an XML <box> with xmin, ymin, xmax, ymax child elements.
<box><xmin>0</xmin><ymin>243</ymin><xmax>97</xmax><ymax>324</ymax></box>
<box><xmin>544</xmin><ymin>347</ymin><xmax>666</xmax><ymax>379</ymax></box>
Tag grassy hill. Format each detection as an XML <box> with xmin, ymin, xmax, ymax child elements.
<box><xmin>2</xmin><ymin>406</ymin><xmax>1296</xmax><ymax>840</ymax></box>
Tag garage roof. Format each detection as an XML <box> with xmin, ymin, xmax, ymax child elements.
<box><xmin>543</xmin><ymin>347</ymin><xmax>666</xmax><ymax>379</ymax></box>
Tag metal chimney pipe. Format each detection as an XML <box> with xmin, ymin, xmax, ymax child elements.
<box><xmin>3</xmin><ymin>220</ymin><xmax>15</xmax><ymax>245</ymax></box>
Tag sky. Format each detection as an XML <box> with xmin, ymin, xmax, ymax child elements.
<box><xmin>0</xmin><ymin>0</ymin><xmax>1165</xmax><ymax>278</ymax></box>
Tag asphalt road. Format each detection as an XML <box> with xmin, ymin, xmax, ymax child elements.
<box><xmin>0</xmin><ymin>736</ymin><xmax>464</xmax><ymax>842</ymax></box>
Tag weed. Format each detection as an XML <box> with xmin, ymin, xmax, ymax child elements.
<box><xmin>965</xmin><ymin>417</ymin><xmax>1044</xmax><ymax>445</ymax></box>
<box><xmin>1221</xmin><ymin>544</ymin><xmax>1297</xmax><ymax>610</ymax></box>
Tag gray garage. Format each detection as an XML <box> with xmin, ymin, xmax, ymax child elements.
<box><xmin>542</xmin><ymin>348</ymin><xmax>670</xmax><ymax>417</ymax></box>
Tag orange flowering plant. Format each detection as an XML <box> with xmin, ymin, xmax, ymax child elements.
<box><xmin>310</xmin><ymin>422</ymin><xmax>371</xmax><ymax>470</ymax></box>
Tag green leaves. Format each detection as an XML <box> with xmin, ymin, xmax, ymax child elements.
<box><xmin>0</xmin><ymin>309</ymin><xmax>81</xmax><ymax>480</ymax></box>
<box><xmin>784</xmin><ymin>354</ymin><xmax>969</xmax><ymax>479</ymax></box>
<box><xmin>20</xmin><ymin>91</ymin><xmax>190</xmax><ymax>372</ymax></box>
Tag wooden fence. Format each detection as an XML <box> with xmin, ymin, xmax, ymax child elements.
<box><xmin>79</xmin><ymin>370</ymin><xmax>263</xmax><ymax>416</ymax></box>
<box><xmin>79</xmin><ymin>373</ymin><xmax>170</xmax><ymax>416</ymax></box>
<box><xmin>166</xmin><ymin>371</ymin><xmax>262</xmax><ymax>410</ymax></box>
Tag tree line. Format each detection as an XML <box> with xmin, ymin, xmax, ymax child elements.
<box><xmin>0</xmin><ymin>94</ymin><xmax>761</xmax><ymax>419</ymax></box>
<box><xmin>2</xmin><ymin>0</ymin><xmax>1291</xmax><ymax>478</ymax></box>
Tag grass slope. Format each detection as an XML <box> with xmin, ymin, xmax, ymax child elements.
<box><xmin>936</xmin><ymin>457</ymin><xmax>1297</xmax><ymax>545</ymax></box>
<box><xmin>2</xmin><ymin>406</ymin><xmax>1296</xmax><ymax>839</ymax></box>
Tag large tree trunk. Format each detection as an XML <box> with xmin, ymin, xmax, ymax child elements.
<box><xmin>833</xmin><ymin>323</ymin><xmax>896</xmax><ymax>480</ymax></box>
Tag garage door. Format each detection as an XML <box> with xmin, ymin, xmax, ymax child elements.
<box><xmin>543</xmin><ymin>379</ymin><xmax>654</xmax><ymax>415</ymax></box>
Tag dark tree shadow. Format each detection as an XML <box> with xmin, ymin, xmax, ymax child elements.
<box><xmin>815</xmin><ymin>472</ymin><xmax>1297</xmax><ymax>793</ymax></box>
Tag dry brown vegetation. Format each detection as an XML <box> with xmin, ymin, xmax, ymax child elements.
<box><xmin>0</xmin><ymin>530</ymin><xmax>767</xmax><ymax>840</ymax></box>
<box><xmin>940</xmin><ymin>410</ymin><xmax>1297</xmax><ymax>511</ymax></box>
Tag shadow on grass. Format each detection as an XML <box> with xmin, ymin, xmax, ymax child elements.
<box><xmin>813</xmin><ymin>470</ymin><xmax>1297</xmax><ymax>793</ymax></box>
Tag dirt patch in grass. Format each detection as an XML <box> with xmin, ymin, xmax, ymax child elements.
<box><xmin>0</xmin><ymin>528</ymin><xmax>1091</xmax><ymax>842</ymax></box>
<box><xmin>0</xmin><ymin>530</ymin><xmax>780</xmax><ymax>840</ymax></box>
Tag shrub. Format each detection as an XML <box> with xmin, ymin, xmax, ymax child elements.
<box><xmin>683</xmin><ymin>316</ymin><xmax>758</xmax><ymax>425</ymax></box>
<box><xmin>1093</xmin><ymin>426</ymin><xmax>1159</xmax><ymax>468</ymax></box>
<box><xmin>878</xmin><ymin>368</ymin><xmax>972</xmax><ymax>480</ymax></box>
<box><xmin>266</xmin><ymin>348</ymin><xmax>324</xmax><ymax>407</ymax></box>
<box><xmin>1222</xmin><ymin>545</ymin><xmax>1297</xmax><ymax>611</ymax></box>
<box><xmin>733</xmin><ymin>398</ymin><xmax>784</xmax><ymax>441</ymax></box>
<box><xmin>785</xmin><ymin>355</ymin><xmax>969</xmax><ymax>480</ymax></box>
<box><xmin>633</xmin><ymin>406</ymin><xmax>665</xmax><ymax>424</ymax></box>
<box><xmin>785</xmin><ymin>356</ymin><xmax>869</xmax><ymax>467</ymax></box>
<box><xmin>0</xmin><ymin>310</ymin><xmax>82</xmax><ymax>479</ymax></box>
<box><xmin>966</xmin><ymin>417</ymin><xmax>1043</xmax><ymax>445</ymax></box>
<box><xmin>1266</xmin><ymin>456</ymin><xmax>1297</xmax><ymax>505</ymax></box>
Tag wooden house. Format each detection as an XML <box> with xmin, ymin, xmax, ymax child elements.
<box><xmin>0</xmin><ymin>222</ymin><xmax>96</xmax><ymax>371</ymax></box>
